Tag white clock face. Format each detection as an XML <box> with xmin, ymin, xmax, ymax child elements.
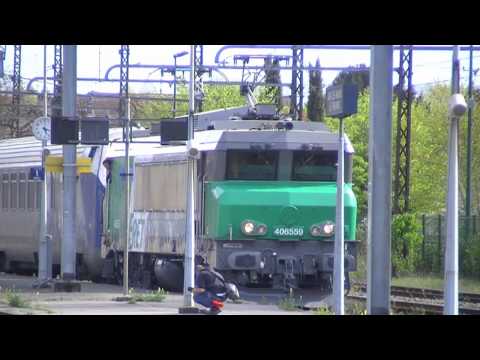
<box><xmin>32</xmin><ymin>117</ymin><xmax>51</xmax><ymax>141</ymax></box>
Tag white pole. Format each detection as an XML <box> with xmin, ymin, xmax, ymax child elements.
<box><xmin>333</xmin><ymin>117</ymin><xmax>345</xmax><ymax>315</ymax></box>
<box><xmin>367</xmin><ymin>45</ymin><xmax>393</xmax><ymax>315</ymax></box>
<box><xmin>444</xmin><ymin>45</ymin><xmax>460</xmax><ymax>315</ymax></box>
<box><xmin>183</xmin><ymin>46</ymin><xmax>196</xmax><ymax>308</ymax></box>
<box><xmin>38</xmin><ymin>45</ymin><xmax>49</xmax><ymax>282</ymax></box>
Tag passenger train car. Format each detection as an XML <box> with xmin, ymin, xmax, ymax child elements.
<box><xmin>0</xmin><ymin>106</ymin><xmax>358</xmax><ymax>291</ymax></box>
<box><xmin>0</xmin><ymin>135</ymin><xmax>107</xmax><ymax>277</ymax></box>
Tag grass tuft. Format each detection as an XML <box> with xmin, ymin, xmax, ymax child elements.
<box><xmin>278</xmin><ymin>290</ymin><xmax>301</xmax><ymax>312</ymax></box>
<box><xmin>313</xmin><ymin>306</ymin><xmax>334</xmax><ymax>315</ymax></box>
<box><xmin>128</xmin><ymin>288</ymin><xmax>168</xmax><ymax>303</ymax></box>
<box><xmin>3</xmin><ymin>289</ymin><xmax>29</xmax><ymax>308</ymax></box>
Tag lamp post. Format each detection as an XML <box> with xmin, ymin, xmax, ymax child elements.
<box><xmin>173</xmin><ymin>51</ymin><xmax>189</xmax><ymax>118</ymax></box>
<box><xmin>179</xmin><ymin>46</ymin><xmax>197</xmax><ymax>314</ymax></box>
<box><xmin>325</xmin><ymin>83</ymin><xmax>358</xmax><ymax>315</ymax></box>
<box><xmin>444</xmin><ymin>46</ymin><xmax>467</xmax><ymax>315</ymax></box>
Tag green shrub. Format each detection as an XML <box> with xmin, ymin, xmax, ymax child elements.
<box><xmin>461</xmin><ymin>231</ymin><xmax>480</xmax><ymax>277</ymax></box>
<box><xmin>391</xmin><ymin>213</ymin><xmax>423</xmax><ymax>276</ymax></box>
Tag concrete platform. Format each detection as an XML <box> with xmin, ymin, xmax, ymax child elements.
<box><xmin>0</xmin><ymin>273</ymin><xmax>320</xmax><ymax>315</ymax></box>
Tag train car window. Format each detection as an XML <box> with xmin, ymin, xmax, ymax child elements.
<box><xmin>292</xmin><ymin>150</ymin><xmax>337</xmax><ymax>181</ymax></box>
<box><xmin>18</xmin><ymin>173</ymin><xmax>26</xmax><ymax>210</ymax></box>
<box><xmin>10</xmin><ymin>173</ymin><xmax>18</xmax><ymax>209</ymax></box>
<box><xmin>27</xmin><ymin>179</ymin><xmax>35</xmax><ymax>210</ymax></box>
<box><xmin>1</xmin><ymin>174</ymin><xmax>8</xmax><ymax>210</ymax></box>
<box><xmin>226</xmin><ymin>150</ymin><xmax>278</xmax><ymax>180</ymax></box>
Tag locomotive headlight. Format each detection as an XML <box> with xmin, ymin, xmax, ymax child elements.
<box><xmin>241</xmin><ymin>220</ymin><xmax>255</xmax><ymax>235</ymax></box>
<box><xmin>323</xmin><ymin>223</ymin><xmax>335</xmax><ymax>235</ymax></box>
<box><xmin>310</xmin><ymin>225</ymin><xmax>322</xmax><ymax>237</ymax></box>
<box><xmin>256</xmin><ymin>224</ymin><xmax>267</xmax><ymax>235</ymax></box>
<box><xmin>310</xmin><ymin>222</ymin><xmax>335</xmax><ymax>237</ymax></box>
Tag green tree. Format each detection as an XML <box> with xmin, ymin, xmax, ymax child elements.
<box><xmin>134</xmin><ymin>84</ymin><xmax>246</xmax><ymax>127</ymax></box>
<box><xmin>260</xmin><ymin>56</ymin><xmax>282</xmax><ymax>111</ymax></box>
<box><xmin>307</xmin><ymin>58</ymin><xmax>324</xmax><ymax>122</ymax></box>
<box><xmin>332</xmin><ymin>65</ymin><xmax>369</xmax><ymax>93</ymax></box>
<box><xmin>203</xmin><ymin>84</ymin><xmax>246</xmax><ymax>111</ymax></box>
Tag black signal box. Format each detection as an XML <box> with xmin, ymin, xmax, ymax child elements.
<box><xmin>160</xmin><ymin>119</ymin><xmax>188</xmax><ymax>145</ymax></box>
<box><xmin>81</xmin><ymin>118</ymin><xmax>109</xmax><ymax>145</ymax></box>
<box><xmin>51</xmin><ymin>116</ymin><xmax>79</xmax><ymax>145</ymax></box>
<box><xmin>325</xmin><ymin>83</ymin><xmax>358</xmax><ymax>119</ymax></box>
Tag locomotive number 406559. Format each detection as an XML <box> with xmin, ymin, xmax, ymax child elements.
<box><xmin>273</xmin><ymin>227</ymin><xmax>304</xmax><ymax>236</ymax></box>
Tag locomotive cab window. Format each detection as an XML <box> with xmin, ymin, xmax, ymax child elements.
<box><xmin>226</xmin><ymin>150</ymin><xmax>278</xmax><ymax>180</ymax></box>
<box><xmin>292</xmin><ymin>150</ymin><xmax>338</xmax><ymax>181</ymax></box>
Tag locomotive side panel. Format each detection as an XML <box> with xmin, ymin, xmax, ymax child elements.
<box><xmin>107</xmin><ymin>159</ymin><xmax>209</xmax><ymax>257</ymax></box>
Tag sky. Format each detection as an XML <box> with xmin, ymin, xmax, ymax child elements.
<box><xmin>1</xmin><ymin>45</ymin><xmax>479</xmax><ymax>100</ymax></box>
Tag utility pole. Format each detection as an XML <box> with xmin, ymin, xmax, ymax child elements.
<box><xmin>367</xmin><ymin>45</ymin><xmax>393</xmax><ymax>315</ymax></box>
<box><xmin>123</xmin><ymin>97</ymin><xmax>131</xmax><ymax>296</ymax></box>
<box><xmin>444</xmin><ymin>46</ymin><xmax>462</xmax><ymax>315</ymax></box>
<box><xmin>179</xmin><ymin>46</ymin><xmax>197</xmax><ymax>313</ymax></box>
<box><xmin>119</xmin><ymin>45</ymin><xmax>130</xmax><ymax>296</ymax></box>
<box><xmin>60</xmin><ymin>45</ymin><xmax>78</xmax><ymax>284</ymax></box>
<box><xmin>393</xmin><ymin>45</ymin><xmax>413</xmax><ymax>214</ymax></box>
<box><xmin>466</xmin><ymin>45</ymin><xmax>474</xmax><ymax>220</ymax></box>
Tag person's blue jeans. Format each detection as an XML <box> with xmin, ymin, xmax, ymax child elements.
<box><xmin>194</xmin><ymin>291</ymin><xmax>214</xmax><ymax>308</ymax></box>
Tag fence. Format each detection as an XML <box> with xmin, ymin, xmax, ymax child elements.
<box><xmin>421</xmin><ymin>214</ymin><xmax>480</xmax><ymax>276</ymax></box>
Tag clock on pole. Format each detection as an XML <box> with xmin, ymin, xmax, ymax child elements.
<box><xmin>32</xmin><ymin>116</ymin><xmax>51</xmax><ymax>141</ymax></box>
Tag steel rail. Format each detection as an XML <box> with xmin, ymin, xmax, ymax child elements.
<box><xmin>348</xmin><ymin>294</ymin><xmax>480</xmax><ymax>315</ymax></box>
<box><xmin>353</xmin><ymin>283</ymin><xmax>480</xmax><ymax>304</ymax></box>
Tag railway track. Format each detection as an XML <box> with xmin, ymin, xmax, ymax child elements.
<box><xmin>347</xmin><ymin>294</ymin><xmax>480</xmax><ymax>315</ymax></box>
<box><xmin>349</xmin><ymin>283</ymin><xmax>480</xmax><ymax>315</ymax></box>
<box><xmin>353</xmin><ymin>283</ymin><xmax>480</xmax><ymax>304</ymax></box>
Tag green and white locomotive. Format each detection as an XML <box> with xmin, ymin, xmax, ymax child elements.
<box><xmin>101</xmin><ymin>105</ymin><xmax>358</xmax><ymax>290</ymax></box>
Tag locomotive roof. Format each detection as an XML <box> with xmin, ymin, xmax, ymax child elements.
<box><xmin>0</xmin><ymin>119</ymin><xmax>354</xmax><ymax>171</ymax></box>
<box><xmin>103</xmin><ymin>126</ymin><xmax>354</xmax><ymax>165</ymax></box>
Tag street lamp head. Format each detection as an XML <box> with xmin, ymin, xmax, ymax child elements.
<box><xmin>174</xmin><ymin>51</ymin><xmax>189</xmax><ymax>58</ymax></box>
<box><xmin>448</xmin><ymin>94</ymin><xmax>468</xmax><ymax>118</ymax></box>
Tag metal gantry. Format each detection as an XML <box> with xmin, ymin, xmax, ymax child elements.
<box><xmin>53</xmin><ymin>45</ymin><xmax>63</xmax><ymax>97</ymax></box>
<box><xmin>393</xmin><ymin>45</ymin><xmax>413</xmax><ymax>214</ymax></box>
<box><xmin>290</xmin><ymin>46</ymin><xmax>304</xmax><ymax>120</ymax></box>
<box><xmin>12</xmin><ymin>45</ymin><xmax>22</xmax><ymax>136</ymax></box>
<box><xmin>119</xmin><ymin>45</ymin><xmax>130</xmax><ymax>139</ymax></box>
<box><xmin>194</xmin><ymin>45</ymin><xmax>205</xmax><ymax>113</ymax></box>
